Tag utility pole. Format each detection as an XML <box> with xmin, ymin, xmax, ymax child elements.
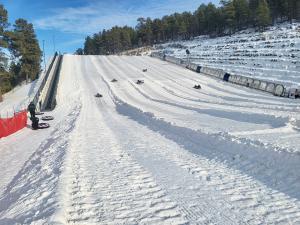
<box><xmin>42</xmin><ymin>40</ymin><xmax>46</xmax><ymax>71</ymax></box>
<box><xmin>186</xmin><ymin>49</ymin><xmax>191</xmax><ymax>67</ymax></box>
<box><xmin>53</xmin><ymin>34</ymin><xmax>56</xmax><ymax>54</ymax></box>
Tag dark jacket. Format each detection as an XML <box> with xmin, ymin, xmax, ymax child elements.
<box><xmin>28</xmin><ymin>102</ymin><xmax>36</xmax><ymax>112</ymax></box>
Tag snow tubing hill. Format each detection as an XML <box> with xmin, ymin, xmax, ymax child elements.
<box><xmin>151</xmin><ymin>52</ymin><xmax>287</xmax><ymax>97</ymax></box>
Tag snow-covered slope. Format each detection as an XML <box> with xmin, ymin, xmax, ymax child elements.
<box><xmin>0</xmin><ymin>57</ymin><xmax>53</xmax><ymax>117</ymax></box>
<box><xmin>0</xmin><ymin>55</ymin><xmax>300</xmax><ymax>224</ymax></box>
<box><xmin>0</xmin><ymin>81</ymin><xmax>38</xmax><ymax>117</ymax></box>
<box><xmin>159</xmin><ymin>23</ymin><xmax>300</xmax><ymax>86</ymax></box>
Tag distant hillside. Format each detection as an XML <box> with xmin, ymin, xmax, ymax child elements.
<box><xmin>158</xmin><ymin>22</ymin><xmax>300</xmax><ymax>86</ymax></box>
<box><xmin>81</xmin><ymin>1</ymin><xmax>300</xmax><ymax>56</ymax></box>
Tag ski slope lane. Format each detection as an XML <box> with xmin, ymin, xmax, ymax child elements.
<box><xmin>96</xmin><ymin>56</ymin><xmax>300</xmax><ymax>152</ymax></box>
<box><xmin>51</xmin><ymin>56</ymin><xmax>188</xmax><ymax>225</ymax></box>
<box><xmin>0</xmin><ymin>55</ymin><xmax>300</xmax><ymax>225</ymax></box>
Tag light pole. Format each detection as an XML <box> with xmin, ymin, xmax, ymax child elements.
<box><xmin>53</xmin><ymin>34</ymin><xmax>56</xmax><ymax>54</ymax></box>
<box><xmin>186</xmin><ymin>49</ymin><xmax>191</xmax><ymax>67</ymax></box>
<box><xmin>42</xmin><ymin>40</ymin><xmax>46</xmax><ymax>71</ymax></box>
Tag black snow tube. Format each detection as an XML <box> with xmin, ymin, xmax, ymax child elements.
<box><xmin>136</xmin><ymin>80</ymin><xmax>144</xmax><ymax>84</ymax></box>
<box><xmin>38</xmin><ymin>123</ymin><xmax>50</xmax><ymax>129</ymax></box>
<box><xmin>41</xmin><ymin>116</ymin><xmax>54</xmax><ymax>121</ymax></box>
<box><xmin>95</xmin><ymin>93</ymin><xmax>103</xmax><ymax>98</ymax></box>
<box><xmin>193</xmin><ymin>84</ymin><xmax>201</xmax><ymax>89</ymax></box>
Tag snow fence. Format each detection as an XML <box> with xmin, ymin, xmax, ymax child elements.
<box><xmin>151</xmin><ymin>52</ymin><xmax>287</xmax><ymax>97</ymax></box>
<box><xmin>0</xmin><ymin>110</ymin><xmax>27</xmax><ymax>138</ymax></box>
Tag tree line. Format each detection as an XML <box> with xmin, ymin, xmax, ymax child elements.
<box><xmin>0</xmin><ymin>4</ymin><xmax>41</xmax><ymax>95</ymax></box>
<box><xmin>80</xmin><ymin>0</ymin><xmax>300</xmax><ymax>55</ymax></box>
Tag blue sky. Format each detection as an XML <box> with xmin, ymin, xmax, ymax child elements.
<box><xmin>2</xmin><ymin>0</ymin><xmax>219</xmax><ymax>59</ymax></box>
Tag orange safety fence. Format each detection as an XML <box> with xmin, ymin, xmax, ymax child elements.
<box><xmin>0</xmin><ymin>110</ymin><xmax>28</xmax><ymax>138</ymax></box>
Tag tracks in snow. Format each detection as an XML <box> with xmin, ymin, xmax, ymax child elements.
<box><xmin>92</xmin><ymin>55</ymin><xmax>300</xmax><ymax>225</ymax></box>
<box><xmin>0</xmin><ymin>105</ymin><xmax>81</xmax><ymax>225</ymax></box>
<box><xmin>52</xmin><ymin>57</ymin><xmax>187</xmax><ymax>225</ymax></box>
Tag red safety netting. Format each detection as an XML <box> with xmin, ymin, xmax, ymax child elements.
<box><xmin>0</xmin><ymin>110</ymin><xmax>28</xmax><ymax>138</ymax></box>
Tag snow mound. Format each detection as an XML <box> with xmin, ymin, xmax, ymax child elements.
<box><xmin>289</xmin><ymin>117</ymin><xmax>300</xmax><ymax>131</ymax></box>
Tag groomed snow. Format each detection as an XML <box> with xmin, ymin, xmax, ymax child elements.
<box><xmin>0</xmin><ymin>55</ymin><xmax>300</xmax><ymax>224</ymax></box>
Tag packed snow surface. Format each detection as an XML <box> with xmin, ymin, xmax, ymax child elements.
<box><xmin>160</xmin><ymin>23</ymin><xmax>300</xmax><ymax>86</ymax></box>
<box><xmin>0</xmin><ymin>55</ymin><xmax>300</xmax><ymax>224</ymax></box>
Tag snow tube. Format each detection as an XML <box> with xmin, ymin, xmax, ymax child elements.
<box><xmin>259</xmin><ymin>81</ymin><xmax>267</xmax><ymax>91</ymax></box>
<box><xmin>41</xmin><ymin>116</ymin><xmax>54</xmax><ymax>121</ymax></box>
<box><xmin>38</xmin><ymin>123</ymin><xmax>50</xmax><ymax>129</ymax></box>
<box><xmin>136</xmin><ymin>80</ymin><xmax>144</xmax><ymax>84</ymax></box>
<box><xmin>95</xmin><ymin>93</ymin><xmax>103</xmax><ymax>98</ymax></box>
<box><xmin>223</xmin><ymin>73</ymin><xmax>230</xmax><ymax>82</ymax></box>
<box><xmin>252</xmin><ymin>80</ymin><xmax>261</xmax><ymax>89</ymax></box>
<box><xmin>274</xmin><ymin>84</ymin><xmax>285</xmax><ymax>96</ymax></box>
<box><xmin>266</xmin><ymin>83</ymin><xmax>275</xmax><ymax>93</ymax></box>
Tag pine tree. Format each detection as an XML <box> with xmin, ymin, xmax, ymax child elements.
<box><xmin>0</xmin><ymin>4</ymin><xmax>11</xmax><ymax>93</ymax></box>
<box><xmin>84</xmin><ymin>36</ymin><xmax>95</xmax><ymax>54</ymax></box>
<box><xmin>152</xmin><ymin>19</ymin><xmax>163</xmax><ymax>43</ymax></box>
<box><xmin>287</xmin><ymin>0</ymin><xmax>298</xmax><ymax>22</ymax></box>
<box><xmin>8</xmin><ymin>19</ymin><xmax>41</xmax><ymax>83</ymax></box>
<box><xmin>256</xmin><ymin>0</ymin><xmax>271</xmax><ymax>30</ymax></box>
<box><xmin>249</xmin><ymin>0</ymin><xmax>259</xmax><ymax>24</ymax></box>
<box><xmin>267</xmin><ymin>0</ymin><xmax>288</xmax><ymax>23</ymax></box>
<box><xmin>195</xmin><ymin>4</ymin><xmax>207</xmax><ymax>35</ymax></box>
<box><xmin>221</xmin><ymin>0</ymin><xmax>236</xmax><ymax>33</ymax></box>
<box><xmin>204</xmin><ymin>3</ymin><xmax>219</xmax><ymax>35</ymax></box>
<box><xmin>120</xmin><ymin>29</ymin><xmax>131</xmax><ymax>51</ymax></box>
<box><xmin>296</xmin><ymin>0</ymin><xmax>300</xmax><ymax>21</ymax></box>
<box><xmin>75</xmin><ymin>48</ymin><xmax>84</xmax><ymax>55</ymax></box>
<box><xmin>233</xmin><ymin>0</ymin><xmax>250</xmax><ymax>29</ymax></box>
<box><xmin>0</xmin><ymin>4</ymin><xmax>9</xmax><ymax>71</ymax></box>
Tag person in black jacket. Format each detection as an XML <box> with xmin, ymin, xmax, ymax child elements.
<box><xmin>28</xmin><ymin>102</ymin><xmax>36</xmax><ymax>118</ymax></box>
